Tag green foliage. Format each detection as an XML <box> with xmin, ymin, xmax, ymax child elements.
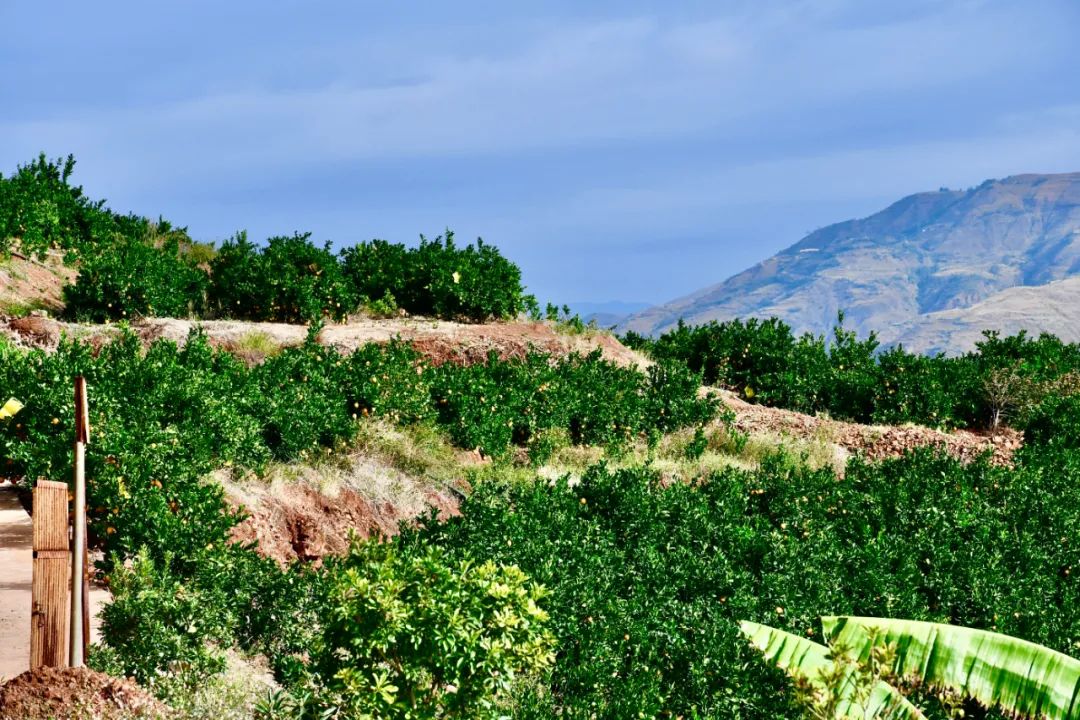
<box><xmin>3</xmin><ymin>314</ymin><xmax>1080</xmax><ymax>719</ymax></box>
<box><xmin>429</xmin><ymin>350</ymin><xmax>717</xmax><ymax>456</ymax></box>
<box><xmin>310</xmin><ymin>538</ymin><xmax>555</xmax><ymax>719</ymax></box>
<box><xmin>643</xmin><ymin>318</ymin><xmax>1080</xmax><ymax>430</ymax></box>
<box><xmin>342</xmin><ymin>340</ymin><xmax>434</xmax><ymax>425</ymax></box>
<box><xmin>1024</xmin><ymin>394</ymin><xmax>1080</xmax><ymax>450</ymax></box>
<box><xmin>92</xmin><ymin>540</ymin><xmax>323</xmax><ymax>701</ymax></box>
<box><xmin>2</xmin><ymin>155</ymin><xmax>534</xmax><ymax>324</ymax></box>
<box><xmin>63</xmin><ymin>224</ymin><xmax>211</xmax><ymax>321</ymax></box>
<box><xmin>0</xmin><ymin>325</ymin><xmax>711</xmax><ymax>577</ymax></box>
<box><xmin>825</xmin><ymin>616</ymin><xmax>1080</xmax><ymax>720</ymax></box>
<box><xmin>0</xmin><ymin>331</ymin><xmax>258</xmax><ymax>572</ymax></box>
<box><xmin>0</xmin><ymin>153</ymin><xmax>111</xmax><ymax>259</ymax></box>
<box><xmin>253</xmin><ymin>335</ymin><xmax>357</xmax><ymax>459</ymax></box>
<box><xmin>91</xmin><ymin>548</ymin><xmax>231</xmax><ymax>688</ymax></box>
<box><xmin>209</xmin><ymin>231</ymin><xmax>356</xmax><ymax>322</ymax></box>
<box><xmin>740</xmin><ymin>621</ymin><xmax>924</xmax><ymax>719</ymax></box>
<box><xmin>401</xmin><ymin>441</ymin><xmax>1080</xmax><ymax>718</ymax></box>
<box><xmin>618</xmin><ymin>330</ymin><xmax>654</xmax><ymax>353</ymax></box>
<box><xmin>340</xmin><ymin>231</ymin><xmax>533</xmax><ymax>321</ymax></box>
<box><xmin>684</xmin><ymin>426</ymin><xmax>708</xmax><ymax>460</ymax></box>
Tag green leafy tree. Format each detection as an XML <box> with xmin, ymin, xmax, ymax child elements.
<box><xmin>62</xmin><ymin>224</ymin><xmax>210</xmax><ymax>321</ymax></box>
<box><xmin>0</xmin><ymin>153</ymin><xmax>113</xmax><ymax>259</ymax></box>
<box><xmin>341</xmin><ymin>231</ymin><xmax>533</xmax><ymax>322</ymax></box>
<box><xmin>209</xmin><ymin>231</ymin><xmax>356</xmax><ymax>322</ymax></box>
<box><xmin>312</xmin><ymin>538</ymin><xmax>555</xmax><ymax>719</ymax></box>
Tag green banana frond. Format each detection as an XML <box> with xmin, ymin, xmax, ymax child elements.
<box><xmin>823</xmin><ymin>616</ymin><xmax>1080</xmax><ymax>720</ymax></box>
<box><xmin>739</xmin><ymin>620</ymin><xmax>926</xmax><ymax>719</ymax></box>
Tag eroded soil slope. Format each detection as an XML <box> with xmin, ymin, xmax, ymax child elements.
<box><xmin>0</xmin><ymin>315</ymin><xmax>644</xmax><ymax>368</ymax></box>
<box><xmin>721</xmin><ymin>389</ymin><xmax>1020</xmax><ymax>466</ymax></box>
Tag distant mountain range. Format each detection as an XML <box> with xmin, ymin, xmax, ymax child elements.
<box><xmin>621</xmin><ymin>172</ymin><xmax>1080</xmax><ymax>354</ymax></box>
<box><xmin>570</xmin><ymin>300</ymin><xmax>650</xmax><ymax>328</ymax></box>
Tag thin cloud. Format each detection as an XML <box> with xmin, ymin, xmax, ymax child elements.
<box><xmin>1</xmin><ymin>1</ymin><xmax>1077</xmax><ymax>304</ymax></box>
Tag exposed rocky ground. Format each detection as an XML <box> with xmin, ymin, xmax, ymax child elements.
<box><xmin>0</xmin><ymin>252</ymin><xmax>71</xmax><ymax>317</ymax></box>
<box><xmin>223</xmin><ymin>463</ymin><xmax>462</xmax><ymax>565</ymax></box>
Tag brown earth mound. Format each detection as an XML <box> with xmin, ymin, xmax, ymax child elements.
<box><xmin>229</xmin><ymin>481</ymin><xmax>460</xmax><ymax>565</ymax></box>
<box><xmin>0</xmin><ymin>315</ymin><xmax>646</xmax><ymax>368</ymax></box>
<box><xmin>0</xmin><ymin>666</ymin><xmax>169</xmax><ymax>719</ymax></box>
<box><xmin>721</xmin><ymin>389</ymin><xmax>1021</xmax><ymax>466</ymax></box>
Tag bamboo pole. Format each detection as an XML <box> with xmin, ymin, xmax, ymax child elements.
<box><xmin>30</xmin><ymin>481</ymin><xmax>70</xmax><ymax>668</ymax></box>
<box><xmin>69</xmin><ymin>376</ymin><xmax>90</xmax><ymax>667</ymax></box>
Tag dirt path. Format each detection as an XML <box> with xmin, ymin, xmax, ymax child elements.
<box><xmin>0</xmin><ymin>487</ymin><xmax>32</xmax><ymax>681</ymax></box>
<box><xmin>0</xmin><ymin>486</ymin><xmax>107</xmax><ymax>681</ymax></box>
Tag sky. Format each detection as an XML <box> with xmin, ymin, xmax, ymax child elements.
<box><xmin>3</xmin><ymin>0</ymin><xmax>1080</xmax><ymax>309</ymax></box>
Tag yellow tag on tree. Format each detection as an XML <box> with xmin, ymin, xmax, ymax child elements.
<box><xmin>0</xmin><ymin>398</ymin><xmax>23</xmax><ymax>419</ymax></box>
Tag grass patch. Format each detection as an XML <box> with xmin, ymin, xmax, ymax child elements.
<box><xmin>353</xmin><ymin>419</ymin><xmax>468</xmax><ymax>489</ymax></box>
<box><xmin>154</xmin><ymin>650</ymin><xmax>275</xmax><ymax>720</ymax></box>
<box><xmin>223</xmin><ymin>330</ymin><xmax>283</xmax><ymax>364</ymax></box>
<box><xmin>0</xmin><ymin>297</ymin><xmax>52</xmax><ymax>317</ymax></box>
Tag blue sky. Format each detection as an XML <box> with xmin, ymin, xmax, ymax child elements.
<box><xmin>3</xmin><ymin>1</ymin><xmax>1079</xmax><ymax>308</ymax></box>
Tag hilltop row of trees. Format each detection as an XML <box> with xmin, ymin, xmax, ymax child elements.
<box><xmin>1</xmin><ymin>154</ymin><xmax>534</xmax><ymax>323</ymax></box>
<box><xmin>624</xmin><ymin>315</ymin><xmax>1080</xmax><ymax>432</ymax></box>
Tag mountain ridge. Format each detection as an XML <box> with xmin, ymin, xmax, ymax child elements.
<box><xmin>623</xmin><ymin>171</ymin><xmax>1080</xmax><ymax>352</ymax></box>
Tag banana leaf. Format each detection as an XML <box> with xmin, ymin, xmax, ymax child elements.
<box><xmin>740</xmin><ymin>620</ymin><xmax>926</xmax><ymax>719</ymax></box>
<box><xmin>823</xmin><ymin>616</ymin><xmax>1080</xmax><ymax>720</ymax></box>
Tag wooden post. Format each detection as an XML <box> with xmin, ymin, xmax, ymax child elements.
<box><xmin>30</xmin><ymin>481</ymin><xmax>70</xmax><ymax>669</ymax></box>
<box><xmin>69</xmin><ymin>376</ymin><xmax>90</xmax><ymax>667</ymax></box>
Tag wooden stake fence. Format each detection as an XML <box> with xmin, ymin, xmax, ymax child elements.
<box><xmin>30</xmin><ymin>481</ymin><xmax>69</xmax><ymax>669</ymax></box>
<box><xmin>28</xmin><ymin>376</ymin><xmax>91</xmax><ymax>669</ymax></box>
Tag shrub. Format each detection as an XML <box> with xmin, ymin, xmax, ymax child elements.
<box><xmin>92</xmin><ymin>548</ymin><xmax>231</xmax><ymax>688</ymax></box>
<box><xmin>429</xmin><ymin>350</ymin><xmax>717</xmax><ymax>456</ymax></box>
<box><xmin>1023</xmin><ymin>394</ymin><xmax>1080</xmax><ymax>450</ymax></box>
<box><xmin>310</xmin><ymin>538</ymin><xmax>555</xmax><ymax>719</ymax></box>
<box><xmin>643</xmin><ymin>358</ymin><xmax>716</xmax><ymax>433</ymax></box>
<box><xmin>406</xmin><ymin>444</ymin><xmax>1080</xmax><ymax>718</ymax></box>
<box><xmin>63</xmin><ymin>225</ymin><xmax>210</xmax><ymax>321</ymax></box>
<box><xmin>342</xmin><ymin>340</ymin><xmax>434</xmax><ymax>425</ymax></box>
<box><xmin>645</xmin><ymin>317</ymin><xmax>1080</xmax><ymax>431</ymax></box>
<box><xmin>871</xmin><ymin>347</ymin><xmax>964</xmax><ymax>427</ymax></box>
<box><xmin>338</xmin><ymin>239</ymin><xmax>410</xmax><ymax>310</ymax></box>
<box><xmin>209</xmin><ymin>231</ymin><xmax>356</xmax><ymax>322</ymax></box>
<box><xmin>341</xmin><ymin>231</ymin><xmax>533</xmax><ymax>321</ymax></box>
<box><xmin>0</xmin><ymin>153</ymin><xmax>114</xmax><ymax>259</ymax></box>
<box><xmin>3</xmin><ymin>156</ymin><xmax>537</xmax><ymax>326</ymax></box>
<box><xmin>251</xmin><ymin>333</ymin><xmax>356</xmax><ymax>459</ymax></box>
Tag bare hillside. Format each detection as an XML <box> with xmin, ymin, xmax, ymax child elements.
<box><xmin>624</xmin><ymin>172</ymin><xmax>1080</xmax><ymax>352</ymax></box>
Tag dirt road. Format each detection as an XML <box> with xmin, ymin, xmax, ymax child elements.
<box><xmin>0</xmin><ymin>486</ymin><xmax>106</xmax><ymax>681</ymax></box>
<box><xmin>0</xmin><ymin>487</ymin><xmax>32</xmax><ymax>680</ymax></box>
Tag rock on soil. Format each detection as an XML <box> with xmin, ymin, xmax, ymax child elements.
<box><xmin>0</xmin><ymin>666</ymin><xmax>168</xmax><ymax>719</ymax></box>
